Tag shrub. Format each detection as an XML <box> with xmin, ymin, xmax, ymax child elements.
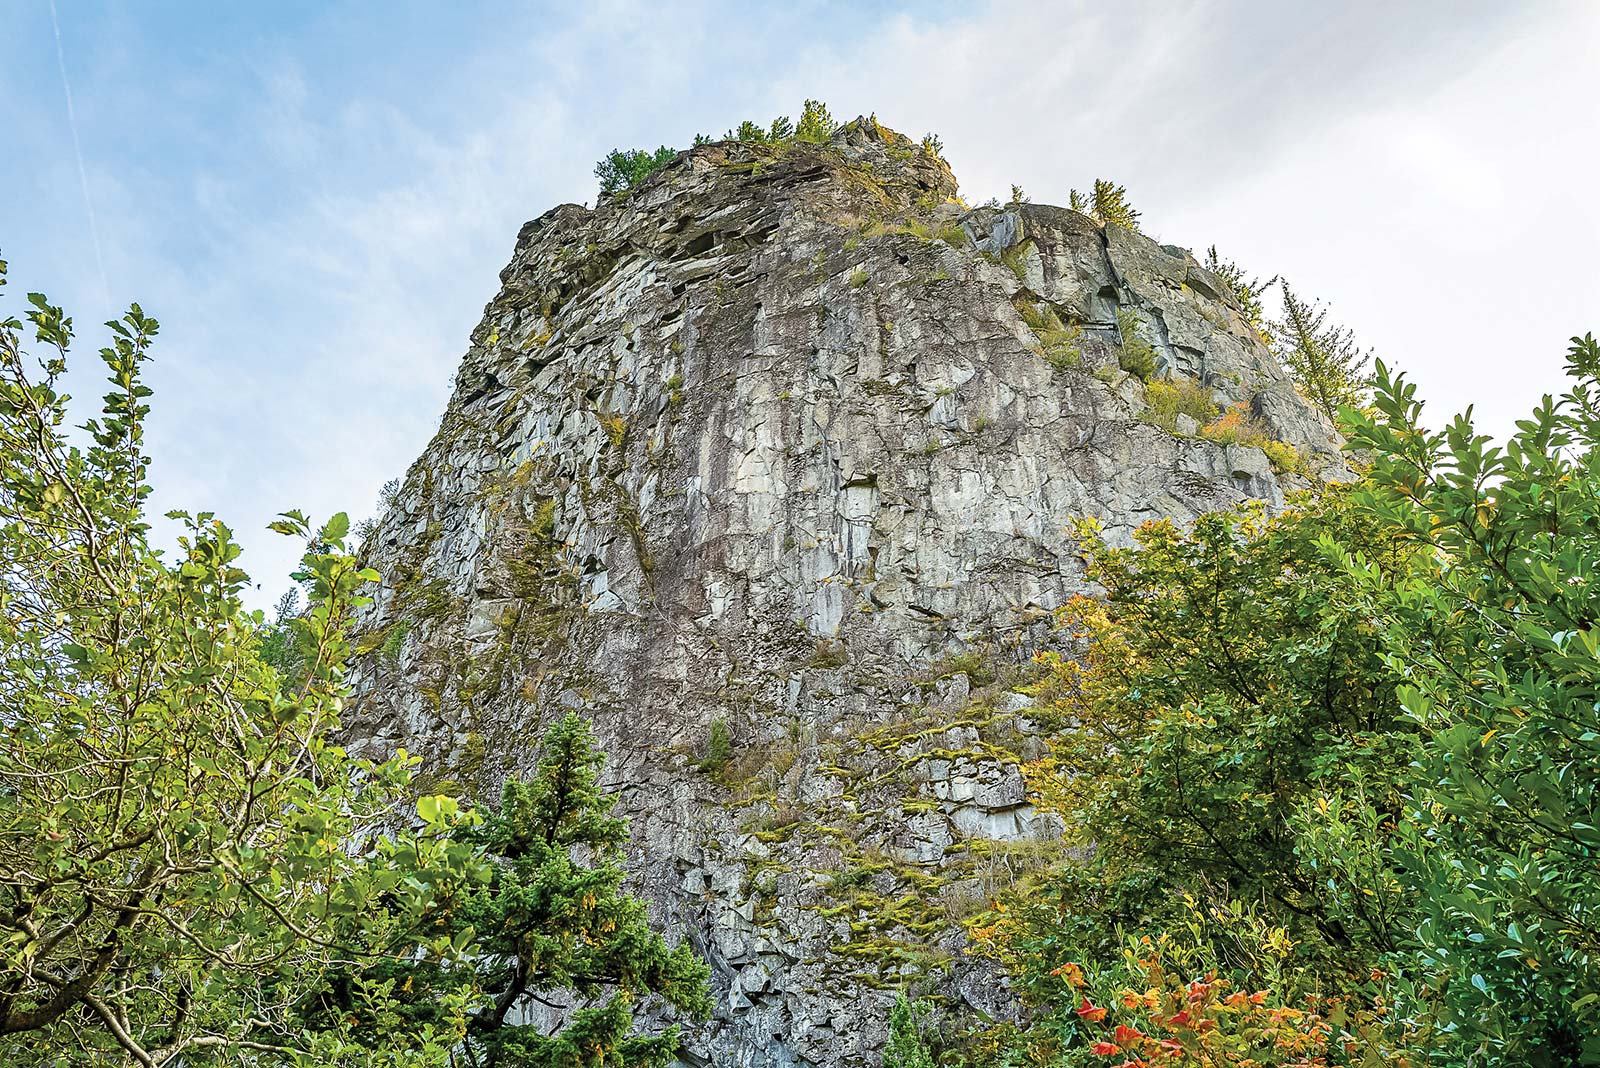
<box><xmin>1039</xmin><ymin>325</ymin><xmax>1084</xmax><ymax>372</ymax></box>
<box><xmin>699</xmin><ymin>716</ymin><xmax>732</xmax><ymax>776</ymax></box>
<box><xmin>883</xmin><ymin>995</ymin><xmax>936</xmax><ymax>1068</ymax></box>
<box><xmin>1196</xmin><ymin>405</ymin><xmax>1306</xmax><ymax>474</ymax></box>
<box><xmin>850</xmin><ymin>270</ymin><xmax>869</xmax><ymax>287</ymax></box>
<box><xmin>1116</xmin><ymin>309</ymin><xmax>1159</xmax><ymax>381</ymax></box>
<box><xmin>1142</xmin><ymin>377</ymin><xmax>1218</xmax><ymax>433</ymax></box>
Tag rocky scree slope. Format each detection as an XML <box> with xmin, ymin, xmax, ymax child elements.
<box><xmin>346</xmin><ymin>118</ymin><xmax>1343</xmax><ymax>1067</ymax></box>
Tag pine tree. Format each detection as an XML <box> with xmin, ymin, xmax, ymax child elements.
<box><xmin>1270</xmin><ymin>283</ymin><xmax>1372</xmax><ymax>422</ymax></box>
<box><xmin>1068</xmin><ymin>179</ymin><xmax>1140</xmax><ymax>229</ymax></box>
<box><xmin>451</xmin><ymin>713</ymin><xmax>711</xmax><ymax>1066</ymax></box>
<box><xmin>882</xmin><ymin>995</ymin><xmax>936</xmax><ymax>1068</ymax></box>
<box><xmin>1203</xmin><ymin>245</ymin><xmax>1276</xmax><ymax>336</ymax></box>
<box><xmin>594</xmin><ymin>146</ymin><xmax>678</xmax><ymax>195</ymax></box>
<box><xmin>794</xmin><ymin>99</ymin><xmax>837</xmax><ymax>143</ymax></box>
<box><xmin>1091</xmin><ymin>178</ymin><xmax>1139</xmax><ymax>228</ymax></box>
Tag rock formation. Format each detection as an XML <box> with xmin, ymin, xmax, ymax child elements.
<box><xmin>346</xmin><ymin>118</ymin><xmax>1343</xmax><ymax>1067</ymax></box>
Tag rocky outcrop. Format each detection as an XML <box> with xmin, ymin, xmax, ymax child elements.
<box><xmin>345</xmin><ymin>118</ymin><xmax>1343</xmax><ymax>1067</ymax></box>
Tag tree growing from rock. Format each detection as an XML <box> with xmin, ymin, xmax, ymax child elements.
<box><xmin>1202</xmin><ymin>244</ymin><xmax>1276</xmax><ymax>337</ymax></box>
<box><xmin>1270</xmin><ymin>283</ymin><xmax>1372</xmax><ymax>422</ymax></box>
<box><xmin>1071</xmin><ymin>179</ymin><xmax>1141</xmax><ymax>229</ymax></box>
<box><xmin>594</xmin><ymin>146</ymin><xmax>678</xmax><ymax>195</ymax></box>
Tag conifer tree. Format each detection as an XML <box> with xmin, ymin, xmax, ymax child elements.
<box><xmin>882</xmin><ymin>995</ymin><xmax>936</xmax><ymax>1068</ymax></box>
<box><xmin>1202</xmin><ymin>245</ymin><xmax>1276</xmax><ymax>336</ymax></box>
<box><xmin>444</xmin><ymin>714</ymin><xmax>711</xmax><ymax>1066</ymax></box>
<box><xmin>1270</xmin><ymin>283</ymin><xmax>1372</xmax><ymax>422</ymax></box>
<box><xmin>794</xmin><ymin>99</ymin><xmax>837</xmax><ymax>143</ymax></box>
<box><xmin>1068</xmin><ymin>179</ymin><xmax>1140</xmax><ymax>229</ymax></box>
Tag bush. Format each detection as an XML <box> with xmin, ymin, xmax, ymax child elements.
<box><xmin>883</xmin><ymin>995</ymin><xmax>936</xmax><ymax>1068</ymax></box>
<box><xmin>1115</xmin><ymin>309</ymin><xmax>1159</xmax><ymax>381</ymax></box>
<box><xmin>1143</xmin><ymin>377</ymin><xmax>1218</xmax><ymax>432</ymax></box>
<box><xmin>594</xmin><ymin>145</ymin><xmax>677</xmax><ymax>195</ymax></box>
<box><xmin>699</xmin><ymin>716</ymin><xmax>732</xmax><ymax>776</ymax></box>
<box><xmin>1039</xmin><ymin>325</ymin><xmax>1084</xmax><ymax>372</ymax></box>
<box><xmin>1198</xmin><ymin>402</ymin><xmax>1304</xmax><ymax>473</ymax></box>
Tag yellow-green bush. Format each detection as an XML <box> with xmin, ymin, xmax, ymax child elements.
<box><xmin>1143</xmin><ymin>378</ymin><xmax>1218</xmax><ymax>433</ymax></box>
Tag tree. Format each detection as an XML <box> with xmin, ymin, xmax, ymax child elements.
<box><xmin>594</xmin><ymin>146</ymin><xmax>678</xmax><ymax>196</ymax></box>
<box><xmin>794</xmin><ymin>98</ymin><xmax>837</xmax><ymax>143</ymax></box>
<box><xmin>964</xmin><ymin>488</ymin><xmax>1427</xmax><ymax>1064</ymax></box>
<box><xmin>882</xmin><ymin>994</ymin><xmax>935</xmax><ymax>1068</ymax></box>
<box><xmin>1028</xmin><ymin>489</ymin><xmax>1418</xmax><ymax>964</ymax></box>
<box><xmin>1201</xmin><ymin>245</ymin><xmax>1276</xmax><ymax>337</ymax></box>
<box><xmin>372</xmin><ymin>714</ymin><xmax>711</xmax><ymax>1066</ymax></box>
<box><xmin>0</xmin><ymin>259</ymin><xmax>489</xmax><ymax>1065</ymax></box>
<box><xmin>1270</xmin><ymin>283</ymin><xmax>1372</xmax><ymax>423</ymax></box>
<box><xmin>1070</xmin><ymin>179</ymin><xmax>1140</xmax><ymax>229</ymax></box>
<box><xmin>1345</xmin><ymin>338</ymin><xmax>1600</xmax><ymax>1063</ymax></box>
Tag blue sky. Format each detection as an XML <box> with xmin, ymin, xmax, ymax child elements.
<box><xmin>4</xmin><ymin>1</ymin><xmax>1597</xmax><ymax>607</ymax></box>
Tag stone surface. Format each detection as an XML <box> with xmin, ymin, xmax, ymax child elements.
<box><xmin>344</xmin><ymin>118</ymin><xmax>1344</xmax><ymax>1067</ymax></box>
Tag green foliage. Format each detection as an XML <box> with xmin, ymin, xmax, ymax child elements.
<box><xmin>970</xmin><ymin>487</ymin><xmax>1424</xmax><ymax>1062</ymax></box>
<box><xmin>699</xmin><ymin>716</ymin><xmax>733</xmax><ymax>777</ymax></box>
<box><xmin>1344</xmin><ymin>340</ymin><xmax>1600</xmax><ymax>1062</ymax></box>
<box><xmin>594</xmin><ymin>145</ymin><xmax>678</xmax><ymax>196</ymax></box>
<box><xmin>1115</xmin><ymin>308</ymin><xmax>1159</xmax><ymax>380</ymax></box>
<box><xmin>1043</xmin><ymin>491</ymin><xmax>1417</xmax><ymax>959</ymax></box>
<box><xmin>1271</xmin><ymin>283</ymin><xmax>1373</xmax><ymax>422</ymax></box>
<box><xmin>883</xmin><ymin>994</ymin><xmax>936</xmax><ymax>1068</ymax></box>
<box><xmin>1202</xmin><ymin>245</ymin><xmax>1276</xmax><ymax>336</ymax></box>
<box><xmin>1142</xmin><ymin>376</ymin><xmax>1219</xmax><ymax>432</ymax></box>
<box><xmin>0</xmin><ymin>263</ymin><xmax>490</xmax><ymax>1065</ymax></box>
<box><xmin>382</xmin><ymin>714</ymin><xmax>711</xmax><ymax>1066</ymax></box>
<box><xmin>1071</xmin><ymin>179</ymin><xmax>1140</xmax><ymax>229</ymax></box>
<box><xmin>794</xmin><ymin>98</ymin><xmax>838</xmax><ymax>143</ymax></box>
<box><xmin>0</xmin><ymin>262</ymin><xmax>706</xmax><ymax>1067</ymax></box>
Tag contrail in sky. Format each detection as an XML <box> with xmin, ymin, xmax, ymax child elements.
<box><xmin>49</xmin><ymin>0</ymin><xmax>111</xmax><ymax>315</ymax></box>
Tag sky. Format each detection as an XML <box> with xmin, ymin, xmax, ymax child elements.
<box><xmin>3</xmin><ymin>1</ymin><xmax>1597</xmax><ymax>608</ymax></box>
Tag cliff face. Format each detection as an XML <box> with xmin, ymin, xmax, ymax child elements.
<box><xmin>347</xmin><ymin>119</ymin><xmax>1342</xmax><ymax>1067</ymax></box>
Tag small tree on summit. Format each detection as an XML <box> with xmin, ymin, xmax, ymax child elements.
<box><xmin>1071</xmin><ymin>178</ymin><xmax>1141</xmax><ymax>230</ymax></box>
<box><xmin>594</xmin><ymin>146</ymin><xmax>678</xmax><ymax>195</ymax></box>
<box><xmin>1270</xmin><ymin>283</ymin><xmax>1373</xmax><ymax>422</ymax></box>
<box><xmin>794</xmin><ymin>98</ymin><xmax>838</xmax><ymax>143</ymax></box>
